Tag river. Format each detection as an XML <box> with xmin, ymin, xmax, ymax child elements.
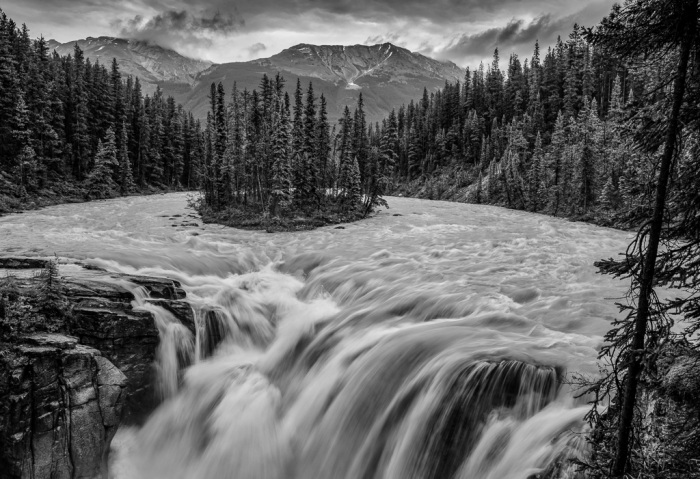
<box><xmin>0</xmin><ymin>193</ymin><xmax>632</xmax><ymax>478</ymax></box>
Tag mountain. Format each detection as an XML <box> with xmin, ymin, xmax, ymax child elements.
<box><xmin>46</xmin><ymin>37</ymin><xmax>213</xmax><ymax>94</ymax></box>
<box><xmin>175</xmin><ymin>43</ymin><xmax>464</xmax><ymax>122</ymax></box>
<box><xmin>254</xmin><ymin>43</ymin><xmax>462</xmax><ymax>88</ymax></box>
<box><xmin>50</xmin><ymin>38</ymin><xmax>464</xmax><ymax>122</ymax></box>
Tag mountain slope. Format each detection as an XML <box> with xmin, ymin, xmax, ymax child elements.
<box><xmin>254</xmin><ymin>43</ymin><xmax>462</xmax><ymax>87</ymax></box>
<box><xmin>50</xmin><ymin>38</ymin><xmax>464</xmax><ymax>122</ymax></box>
<box><xmin>47</xmin><ymin>37</ymin><xmax>213</xmax><ymax>93</ymax></box>
<box><xmin>176</xmin><ymin>43</ymin><xmax>464</xmax><ymax>122</ymax></box>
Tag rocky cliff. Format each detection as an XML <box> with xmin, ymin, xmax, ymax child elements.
<box><xmin>0</xmin><ymin>258</ymin><xmax>193</xmax><ymax>479</ymax></box>
<box><xmin>0</xmin><ymin>334</ymin><xmax>126</xmax><ymax>479</ymax></box>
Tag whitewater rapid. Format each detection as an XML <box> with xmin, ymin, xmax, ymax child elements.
<box><xmin>0</xmin><ymin>193</ymin><xmax>632</xmax><ymax>478</ymax></box>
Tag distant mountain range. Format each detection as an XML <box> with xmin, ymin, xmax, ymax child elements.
<box><xmin>47</xmin><ymin>37</ymin><xmax>213</xmax><ymax>91</ymax></box>
<box><xmin>48</xmin><ymin>37</ymin><xmax>464</xmax><ymax>122</ymax></box>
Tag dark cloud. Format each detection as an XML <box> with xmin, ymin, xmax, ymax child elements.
<box><xmin>436</xmin><ymin>14</ymin><xmax>562</xmax><ymax>59</ymax></box>
<box><xmin>112</xmin><ymin>9</ymin><xmax>244</xmax><ymax>50</ymax></box>
<box><xmin>107</xmin><ymin>0</ymin><xmax>608</xmax><ymax>26</ymax></box>
<box><xmin>247</xmin><ymin>42</ymin><xmax>267</xmax><ymax>56</ymax></box>
<box><xmin>2</xmin><ymin>0</ymin><xmax>616</xmax><ymax>63</ymax></box>
<box><xmin>363</xmin><ymin>32</ymin><xmax>406</xmax><ymax>47</ymax></box>
<box><xmin>424</xmin><ymin>2</ymin><xmax>613</xmax><ymax>65</ymax></box>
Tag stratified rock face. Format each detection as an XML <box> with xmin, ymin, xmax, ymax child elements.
<box><xmin>0</xmin><ymin>334</ymin><xmax>126</xmax><ymax>479</ymax></box>
<box><xmin>0</xmin><ymin>259</ymin><xmax>196</xmax><ymax>477</ymax></box>
<box><xmin>62</xmin><ymin>269</ymin><xmax>189</xmax><ymax>420</ymax></box>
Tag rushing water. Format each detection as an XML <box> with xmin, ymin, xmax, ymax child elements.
<box><xmin>0</xmin><ymin>193</ymin><xmax>632</xmax><ymax>478</ymax></box>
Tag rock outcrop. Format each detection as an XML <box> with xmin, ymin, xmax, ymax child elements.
<box><xmin>0</xmin><ymin>334</ymin><xmax>126</xmax><ymax>479</ymax></box>
<box><xmin>62</xmin><ymin>267</ymin><xmax>190</xmax><ymax>420</ymax></box>
<box><xmin>0</xmin><ymin>258</ymin><xmax>195</xmax><ymax>478</ymax></box>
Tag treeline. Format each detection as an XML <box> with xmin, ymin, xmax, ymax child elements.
<box><xmin>384</xmin><ymin>26</ymin><xmax>654</xmax><ymax>222</ymax></box>
<box><xmin>0</xmin><ymin>9</ymin><xmax>205</xmax><ymax>209</ymax></box>
<box><xmin>200</xmin><ymin>76</ymin><xmax>396</xmax><ymax>219</ymax></box>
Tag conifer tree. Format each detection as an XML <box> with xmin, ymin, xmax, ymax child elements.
<box><xmin>84</xmin><ymin>128</ymin><xmax>118</xmax><ymax>198</ymax></box>
<box><xmin>119</xmin><ymin>121</ymin><xmax>135</xmax><ymax>193</ymax></box>
<box><xmin>585</xmin><ymin>1</ymin><xmax>699</xmax><ymax>475</ymax></box>
<box><xmin>315</xmin><ymin>94</ymin><xmax>331</xmax><ymax>191</ymax></box>
<box><xmin>270</xmin><ymin>105</ymin><xmax>292</xmax><ymax>216</ymax></box>
<box><xmin>337</xmin><ymin>106</ymin><xmax>360</xmax><ymax>211</ymax></box>
<box><xmin>528</xmin><ymin>132</ymin><xmax>545</xmax><ymax>211</ymax></box>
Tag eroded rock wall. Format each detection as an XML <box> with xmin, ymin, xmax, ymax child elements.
<box><xmin>0</xmin><ymin>334</ymin><xmax>126</xmax><ymax>479</ymax></box>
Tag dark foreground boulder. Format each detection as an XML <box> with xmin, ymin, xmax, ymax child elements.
<box><xmin>0</xmin><ymin>333</ymin><xmax>126</xmax><ymax>479</ymax></box>
<box><xmin>0</xmin><ymin>258</ymin><xmax>196</xmax><ymax>478</ymax></box>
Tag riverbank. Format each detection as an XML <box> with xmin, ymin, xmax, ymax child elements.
<box><xmin>390</xmin><ymin>167</ymin><xmax>636</xmax><ymax>231</ymax></box>
<box><xmin>0</xmin><ymin>173</ymin><xmax>190</xmax><ymax>217</ymax></box>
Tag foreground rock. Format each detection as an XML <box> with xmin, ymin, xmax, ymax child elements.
<box><xmin>62</xmin><ymin>267</ymin><xmax>189</xmax><ymax>420</ymax></box>
<box><xmin>0</xmin><ymin>334</ymin><xmax>126</xmax><ymax>479</ymax></box>
<box><xmin>0</xmin><ymin>258</ymin><xmax>195</xmax><ymax>478</ymax></box>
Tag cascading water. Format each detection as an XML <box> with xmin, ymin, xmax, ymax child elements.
<box><xmin>0</xmin><ymin>193</ymin><xmax>633</xmax><ymax>478</ymax></box>
<box><xmin>123</xmin><ymin>283</ymin><xmax>195</xmax><ymax>399</ymax></box>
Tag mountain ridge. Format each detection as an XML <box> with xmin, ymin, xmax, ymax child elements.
<box><xmin>48</xmin><ymin>37</ymin><xmax>465</xmax><ymax>122</ymax></box>
<box><xmin>46</xmin><ymin>36</ymin><xmax>214</xmax><ymax>93</ymax></box>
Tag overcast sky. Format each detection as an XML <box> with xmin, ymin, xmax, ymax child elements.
<box><xmin>2</xmin><ymin>0</ymin><xmax>616</xmax><ymax>67</ymax></box>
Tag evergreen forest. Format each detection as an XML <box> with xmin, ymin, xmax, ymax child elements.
<box><xmin>1</xmin><ymin>1</ymin><xmax>700</xmax><ymax>477</ymax></box>
<box><xmin>197</xmin><ymin>77</ymin><xmax>395</xmax><ymax>228</ymax></box>
<box><xmin>0</xmin><ymin>9</ymin><xmax>206</xmax><ymax>211</ymax></box>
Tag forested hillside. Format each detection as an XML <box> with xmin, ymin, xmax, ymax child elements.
<box><xmin>0</xmin><ymin>9</ymin><xmax>205</xmax><ymax>212</ymax></box>
<box><xmin>382</xmin><ymin>24</ymin><xmax>695</xmax><ymax>227</ymax></box>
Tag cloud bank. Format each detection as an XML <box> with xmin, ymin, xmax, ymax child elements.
<box><xmin>112</xmin><ymin>9</ymin><xmax>244</xmax><ymax>52</ymax></box>
<box><xmin>2</xmin><ymin>0</ymin><xmax>616</xmax><ymax>65</ymax></box>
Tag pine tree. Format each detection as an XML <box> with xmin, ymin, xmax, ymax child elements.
<box><xmin>528</xmin><ymin>132</ymin><xmax>545</xmax><ymax>211</ymax></box>
<box><xmin>315</xmin><ymin>94</ymin><xmax>331</xmax><ymax>192</ymax></box>
<box><xmin>71</xmin><ymin>44</ymin><xmax>91</xmax><ymax>180</ymax></box>
<box><xmin>269</xmin><ymin>104</ymin><xmax>293</xmax><ymax>216</ymax></box>
<box><xmin>585</xmin><ymin>1</ymin><xmax>699</xmax><ymax>475</ymax></box>
<box><xmin>298</xmin><ymin>82</ymin><xmax>318</xmax><ymax>207</ymax></box>
<box><xmin>546</xmin><ymin>111</ymin><xmax>566</xmax><ymax>214</ymax></box>
<box><xmin>84</xmin><ymin>127</ymin><xmax>118</xmax><ymax>198</ymax></box>
<box><xmin>119</xmin><ymin>121</ymin><xmax>135</xmax><ymax>193</ymax></box>
<box><xmin>337</xmin><ymin>106</ymin><xmax>360</xmax><ymax>211</ymax></box>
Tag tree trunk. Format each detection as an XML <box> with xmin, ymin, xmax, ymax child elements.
<box><xmin>612</xmin><ymin>8</ymin><xmax>696</xmax><ymax>475</ymax></box>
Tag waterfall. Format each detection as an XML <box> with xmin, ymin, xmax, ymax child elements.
<box><xmin>0</xmin><ymin>193</ymin><xmax>631</xmax><ymax>478</ymax></box>
<box><xmin>115</xmin><ymin>266</ymin><xmax>591</xmax><ymax>479</ymax></box>
<box><xmin>125</xmin><ymin>283</ymin><xmax>195</xmax><ymax>399</ymax></box>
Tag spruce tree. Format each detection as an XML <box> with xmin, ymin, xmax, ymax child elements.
<box><xmin>119</xmin><ymin>121</ymin><xmax>135</xmax><ymax>193</ymax></box>
<box><xmin>84</xmin><ymin>128</ymin><xmax>118</xmax><ymax>198</ymax></box>
<box><xmin>527</xmin><ymin>132</ymin><xmax>545</xmax><ymax>211</ymax></box>
<box><xmin>270</xmin><ymin>104</ymin><xmax>292</xmax><ymax>216</ymax></box>
<box><xmin>315</xmin><ymin>94</ymin><xmax>331</xmax><ymax>193</ymax></box>
<box><xmin>585</xmin><ymin>1</ymin><xmax>699</xmax><ymax>475</ymax></box>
